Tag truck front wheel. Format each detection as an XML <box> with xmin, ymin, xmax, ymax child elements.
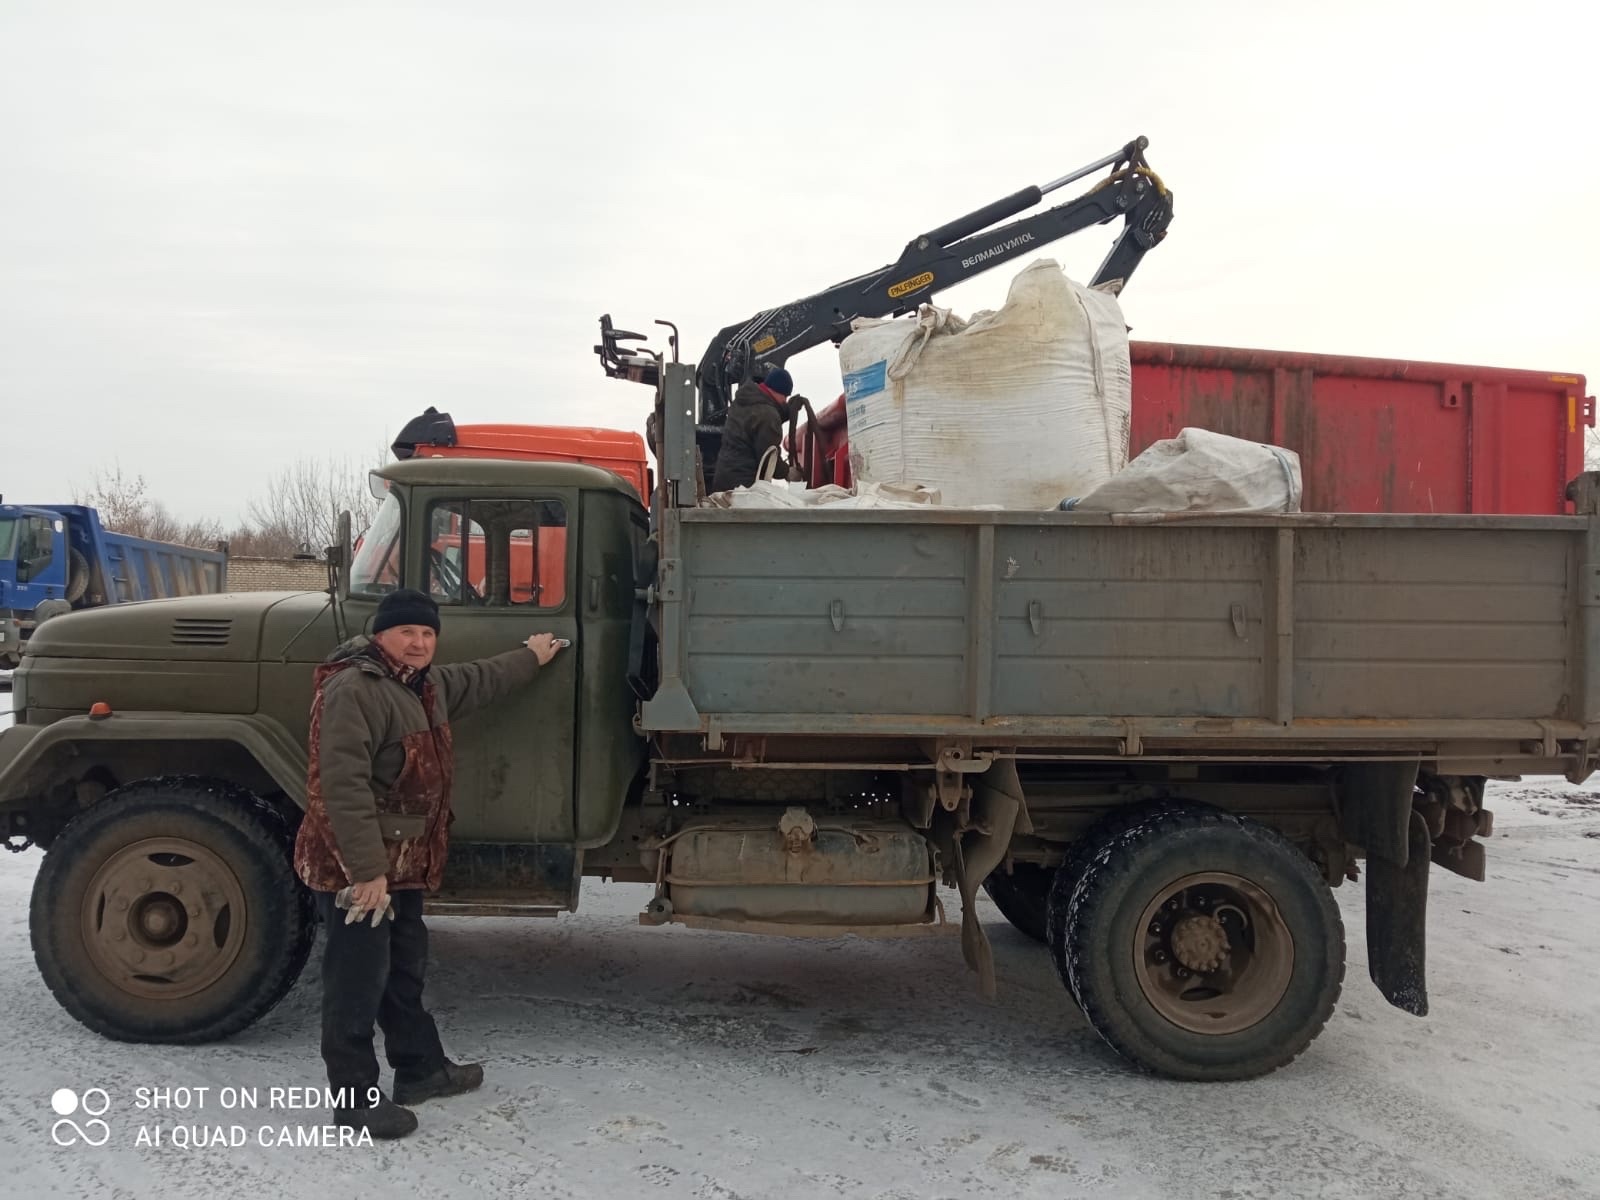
<box><xmin>1055</xmin><ymin>806</ymin><xmax>1344</xmax><ymax>1081</ymax></box>
<box><xmin>29</xmin><ymin>777</ymin><xmax>316</xmax><ymax>1042</ymax></box>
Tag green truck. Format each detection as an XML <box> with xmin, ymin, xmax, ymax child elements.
<box><xmin>2</xmin><ymin>361</ymin><xmax>1594</xmax><ymax>1080</ymax></box>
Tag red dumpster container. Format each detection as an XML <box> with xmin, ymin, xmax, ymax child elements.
<box><xmin>1128</xmin><ymin>343</ymin><xmax>1593</xmax><ymax>515</ymax></box>
<box><xmin>796</xmin><ymin>343</ymin><xmax>1593</xmax><ymax>514</ymax></box>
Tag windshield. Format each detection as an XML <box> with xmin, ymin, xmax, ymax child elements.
<box><xmin>349</xmin><ymin>492</ymin><xmax>403</xmax><ymax>595</ymax></box>
<box><xmin>0</xmin><ymin>518</ymin><xmax>16</xmax><ymax>560</ymax></box>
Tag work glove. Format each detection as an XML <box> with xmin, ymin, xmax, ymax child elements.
<box><xmin>335</xmin><ymin>885</ymin><xmax>395</xmax><ymax>927</ymax></box>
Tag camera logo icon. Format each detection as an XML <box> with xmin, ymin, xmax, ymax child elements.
<box><xmin>51</xmin><ymin>1088</ymin><xmax>112</xmax><ymax>1147</ymax></box>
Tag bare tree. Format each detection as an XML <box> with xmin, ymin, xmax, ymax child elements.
<box><xmin>75</xmin><ymin>463</ymin><xmax>152</xmax><ymax>534</ymax></box>
<box><xmin>220</xmin><ymin>523</ymin><xmax>303</xmax><ymax>559</ymax></box>
<box><xmin>243</xmin><ymin>449</ymin><xmax>386</xmax><ymax>557</ymax></box>
<box><xmin>75</xmin><ymin>463</ymin><xmax>224</xmax><ymax>548</ymax></box>
<box><xmin>77</xmin><ymin>442</ymin><xmax>389</xmax><ymax>558</ymax></box>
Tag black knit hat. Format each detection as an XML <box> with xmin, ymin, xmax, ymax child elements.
<box><xmin>763</xmin><ymin>367</ymin><xmax>794</xmax><ymax>397</ymax></box>
<box><xmin>372</xmin><ymin>588</ymin><xmax>441</xmax><ymax>635</ymax></box>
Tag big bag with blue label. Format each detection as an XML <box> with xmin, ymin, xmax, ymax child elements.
<box><xmin>837</xmin><ymin>258</ymin><xmax>1131</xmax><ymax>509</ymax></box>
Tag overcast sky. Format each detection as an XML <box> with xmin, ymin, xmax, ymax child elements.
<box><xmin>2</xmin><ymin>1</ymin><xmax>1595</xmax><ymax>525</ymax></box>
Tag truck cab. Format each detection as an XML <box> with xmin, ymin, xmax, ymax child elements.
<box><xmin>4</xmin><ymin>456</ymin><xmax>647</xmax><ymax>899</ymax></box>
<box><xmin>0</xmin><ymin>504</ymin><xmax>77</xmax><ymax>666</ymax></box>
<box><xmin>1</xmin><ymin>503</ymin><xmax>229</xmax><ymax>672</ymax></box>
<box><xmin>337</xmin><ymin>458</ymin><xmax>646</xmax><ymax>856</ymax></box>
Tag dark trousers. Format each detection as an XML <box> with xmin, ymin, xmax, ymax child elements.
<box><xmin>314</xmin><ymin>889</ymin><xmax>447</xmax><ymax>1099</ymax></box>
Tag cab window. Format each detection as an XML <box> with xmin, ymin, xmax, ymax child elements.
<box><xmin>350</xmin><ymin>492</ymin><xmax>404</xmax><ymax>595</ymax></box>
<box><xmin>426</xmin><ymin>499</ymin><xmax>567</xmax><ymax>609</ymax></box>
<box><xmin>20</xmin><ymin>516</ymin><xmax>55</xmax><ymax>577</ymax></box>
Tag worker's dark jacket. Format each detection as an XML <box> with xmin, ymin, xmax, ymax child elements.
<box><xmin>711</xmin><ymin>382</ymin><xmax>789</xmax><ymax>492</ymax></box>
<box><xmin>293</xmin><ymin>638</ymin><xmax>540</xmax><ymax>892</ymax></box>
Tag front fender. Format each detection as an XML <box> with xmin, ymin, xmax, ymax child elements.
<box><xmin>0</xmin><ymin>712</ymin><xmax>309</xmax><ymax>811</ymax></box>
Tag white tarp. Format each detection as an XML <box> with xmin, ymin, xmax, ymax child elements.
<box><xmin>1061</xmin><ymin>427</ymin><xmax>1303</xmax><ymax>513</ymax></box>
<box><xmin>837</xmin><ymin>259</ymin><xmax>1132</xmax><ymax>509</ymax></box>
<box><xmin>705</xmin><ymin>479</ymin><xmax>943</xmax><ymax>510</ymax></box>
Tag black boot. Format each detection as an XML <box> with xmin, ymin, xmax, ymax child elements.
<box><xmin>333</xmin><ymin>1092</ymin><xmax>418</xmax><ymax>1140</ymax></box>
<box><xmin>393</xmin><ymin>1059</ymin><xmax>484</xmax><ymax>1106</ymax></box>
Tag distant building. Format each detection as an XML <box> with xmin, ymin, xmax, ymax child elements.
<box><xmin>226</xmin><ymin>556</ymin><xmax>328</xmax><ymax>592</ymax></box>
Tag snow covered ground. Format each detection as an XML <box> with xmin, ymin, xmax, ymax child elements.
<box><xmin>2</xmin><ymin>702</ymin><xmax>1598</xmax><ymax>1199</ymax></box>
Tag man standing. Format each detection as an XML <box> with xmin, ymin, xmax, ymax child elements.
<box><xmin>293</xmin><ymin>587</ymin><xmax>563</xmax><ymax>1139</ymax></box>
<box><xmin>710</xmin><ymin>367</ymin><xmax>804</xmax><ymax>492</ymax></box>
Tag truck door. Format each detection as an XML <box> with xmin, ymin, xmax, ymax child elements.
<box><xmin>12</xmin><ymin>513</ymin><xmax>68</xmax><ymax>609</ymax></box>
<box><xmin>406</xmin><ymin>490</ymin><xmax>578</xmax><ymax>843</ymax></box>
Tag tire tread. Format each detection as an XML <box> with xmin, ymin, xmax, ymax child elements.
<box><xmin>1058</xmin><ymin>805</ymin><xmax>1344</xmax><ymax>1080</ymax></box>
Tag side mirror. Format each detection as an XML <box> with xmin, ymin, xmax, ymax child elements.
<box><xmin>333</xmin><ymin>511</ymin><xmax>352</xmax><ymax>603</ymax></box>
<box><xmin>368</xmin><ymin>471</ymin><xmax>389</xmax><ymax>502</ymax></box>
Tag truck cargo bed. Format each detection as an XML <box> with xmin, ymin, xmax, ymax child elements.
<box><xmin>643</xmin><ymin>504</ymin><xmax>1600</xmax><ymax>772</ymax></box>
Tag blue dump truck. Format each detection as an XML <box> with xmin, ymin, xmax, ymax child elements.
<box><xmin>0</xmin><ymin>500</ymin><xmax>228</xmax><ymax>671</ymax></box>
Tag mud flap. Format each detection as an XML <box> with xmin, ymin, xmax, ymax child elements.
<box><xmin>953</xmin><ymin>760</ymin><xmax>1025</xmax><ymax>999</ymax></box>
<box><xmin>1365</xmin><ymin>810</ymin><xmax>1430</xmax><ymax>1016</ymax></box>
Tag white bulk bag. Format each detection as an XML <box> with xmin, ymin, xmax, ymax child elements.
<box><xmin>1062</xmin><ymin>427</ymin><xmax>1303</xmax><ymax>514</ymax></box>
<box><xmin>838</xmin><ymin>258</ymin><xmax>1131</xmax><ymax>509</ymax></box>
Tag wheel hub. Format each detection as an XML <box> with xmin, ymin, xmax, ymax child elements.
<box><xmin>135</xmin><ymin>895</ymin><xmax>186</xmax><ymax>944</ymax></box>
<box><xmin>1169</xmin><ymin>912</ymin><xmax>1229</xmax><ymax>974</ymax></box>
<box><xmin>81</xmin><ymin>837</ymin><xmax>248</xmax><ymax>1000</ymax></box>
<box><xmin>1135</xmin><ymin>872</ymin><xmax>1295</xmax><ymax>1036</ymax></box>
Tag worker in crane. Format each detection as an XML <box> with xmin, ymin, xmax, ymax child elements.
<box><xmin>710</xmin><ymin>368</ymin><xmax>804</xmax><ymax>492</ymax></box>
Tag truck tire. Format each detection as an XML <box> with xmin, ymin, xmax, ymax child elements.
<box><xmin>1044</xmin><ymin>799</ymin><xmax>1189</xmax><ymax>987</ymax></box>
<box><xmin>29</xmin><ymin>776</ymin><xmax>316</xmax><ymax>1043</ymax></box>
<box><xmin>65</xmin><ymin>548</ymin><xmax>91</xmax><ymax>604</ymax></box>
<box><xmin>1056</xmin><ymin>806</ymin><xmax>1344</xmax><ymax>1081</ymax></box>
<box><xmin>984</xmin><ymin>802</ymin><xmax>1184</xmax><ymax>945</ymax></box>
<box><xmin>982</xmin><ymin>863</ymin><xmax>1053</xmax><ymax>942</ymax></box>
<box><xmin>33</xmin><ymin>598</ymin><xmax>74</xmax><ymax>626</ymax></box>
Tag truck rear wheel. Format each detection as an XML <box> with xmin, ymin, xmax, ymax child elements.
<box><xmin>1044</xmin><ymin>800</ymin><xmax>1186</xmax><ymax>986</ymax></box>
<box><xmin>982</xmin><ymin>863</ymin><xmax>1053</xmax><ymax>942</ymax></box>
<box><xmin>65</xmin><ymin>547</ymin><xmax>91</xmax><ymax>604</ymax></box>
<box><xmin>1055</xmin><ymin>806</ymin><xmax>1344</xmax><ymax>1081</ymax></box>
<box><xmin>29</xmin><ymin>777</ymin><xmax>316</xmax><ymax>1043</ymax></box>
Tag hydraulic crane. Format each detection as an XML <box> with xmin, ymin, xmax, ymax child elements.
<box><xmin>596</xmin><ymin>135</ymin><xmax>1173</xmax><ymax>430</ymax></box>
